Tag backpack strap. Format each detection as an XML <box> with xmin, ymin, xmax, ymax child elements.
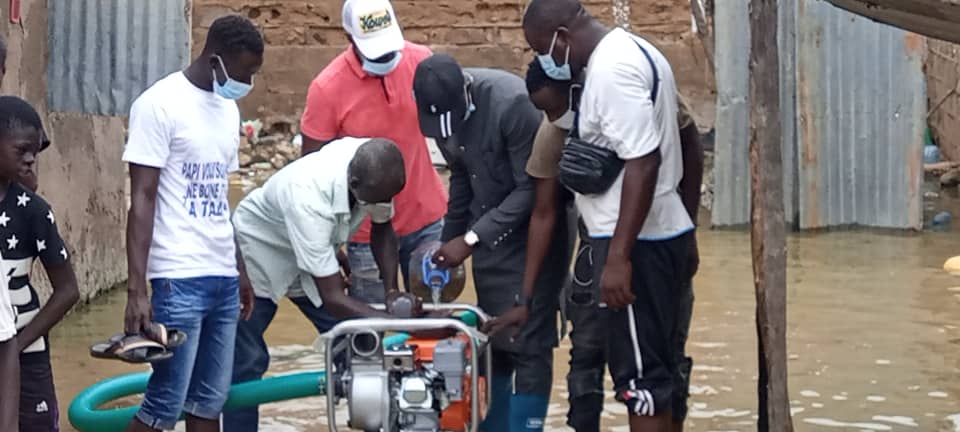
<box><xmin>571</xmin><ymin>110</ymin><xmax>582</xmax><ymax>139</ymax></box>
<box><xmin>631</xmin><ymin>37</ymin><xmax>660</xmax><ymax>105</ymax></box>
<box><xmin>569</xmin><ymin>36</ymin><xmax>662</xmax><ymax>140</ymax></box>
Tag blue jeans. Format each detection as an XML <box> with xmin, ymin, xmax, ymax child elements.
<box><xmin>136</xmin><ymin>277</ymin><xmax>239</xmax><ymax>430</ymax></box>
<box><xmin>347</xmin><ymin>220</ymin><xmax>443</xmax><ymax>303</ymax></box>
<box><xmin>223</xmin><ymin>296</ymin><xmax>339</xmax><ymax>432</ymax></box>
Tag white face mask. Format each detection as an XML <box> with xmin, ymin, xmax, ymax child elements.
<box><xmin>359</xmin><ymin>200</ymin><xmax>395</xmax><ymax>224</ymax></box>
<box><xmin>552</xmin><ymin>110</ymin><xmax>575</xmax><ymax>130</ymax></box>
<box><xmin>551</xmin><ymin>83</ymin><xmax>582</xmax><ymax>131</ymax></box>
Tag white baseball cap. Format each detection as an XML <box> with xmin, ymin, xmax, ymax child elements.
<box><xmin>342</xmin><ymin>0</ymin><xmax>404</xmax><ymax>60</ymax></box>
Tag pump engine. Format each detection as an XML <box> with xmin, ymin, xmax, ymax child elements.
<box><xmin>323</xmin><ymin>307</ymin><xmax>490</xmax><ymax>432</ymax></box>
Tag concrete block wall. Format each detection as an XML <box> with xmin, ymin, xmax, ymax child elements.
<box><xmin>192</xmin><ymin>0</ymin><xmax>716</xmax><ymax>130</ymax></box>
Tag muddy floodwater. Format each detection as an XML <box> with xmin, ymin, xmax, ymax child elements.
<box><xmin>50</xmin><ymin>178</ymin><xmax>960</xmax><ymax>431</ymax></box>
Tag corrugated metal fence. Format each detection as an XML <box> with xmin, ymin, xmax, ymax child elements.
<box><xmin>712</xmin><ymin>0</ymin><xmax>926</xmax><ymax>230</ymax></box>
<box><xmin>48</xmin><ymin>0</ymin><xmax>191</xmax><ymax>116</ymax></box>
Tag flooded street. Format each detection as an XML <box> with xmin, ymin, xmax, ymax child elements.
<box><xmin>49</xmin><ymin>177</ymin><xmax>960</xmax><ymax>431</ymax></box>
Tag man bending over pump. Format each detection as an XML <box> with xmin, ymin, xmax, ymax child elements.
<box><xmin>233</xmin><ymin>137</ymin><xmax>420</xmax><ymax>324</ymax></box>
<box><xmin>229</xmin><ymin>137</ymin><xmax>428</xmax><ymax>428</ymax></box>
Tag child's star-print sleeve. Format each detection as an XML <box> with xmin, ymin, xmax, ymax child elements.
<box><xmin>31</xmin><ymin>200</ymin><xmax>68</xmax><ymax>266</ymax></box>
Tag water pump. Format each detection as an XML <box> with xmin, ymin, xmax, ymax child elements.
<box><xmin>321</xmin><ymin>304</ymin><xmax>491</xmax><ymax>432</ymax></box>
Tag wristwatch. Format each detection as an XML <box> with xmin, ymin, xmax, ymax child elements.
<box><xmin>464</xmin><ymin>230</ymin><xmax>480</xmax><ymax>247</ymax></box>
<box><xmin>514</xmin><ymin>294</ymin><xmax>533</xmax><ymax>308</ymax></box>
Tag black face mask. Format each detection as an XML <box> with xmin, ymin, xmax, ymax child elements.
<box><xmin>370</xmin><ymin>52</ymin><xmax>397</xmax><ymax>63</ymax></box>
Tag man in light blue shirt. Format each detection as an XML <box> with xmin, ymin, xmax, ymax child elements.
<box><xmin>227</xmin><ymin>137</ymin><xmax>417</xmax><ymax>430</ymax></box>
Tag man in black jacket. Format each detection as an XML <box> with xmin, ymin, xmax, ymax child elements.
<box><xmin>413</xmin><ymin>54</ymin><xmax>573</xmax><ymax>432</ymax></box>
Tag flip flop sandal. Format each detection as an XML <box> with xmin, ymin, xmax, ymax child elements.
<box><xmin>144</xmin><ymin>323</ymin><xmax>187</xmax><ymax>349</ymax></box>
<box><xmin>90</xmin><ymin>333</ymin><xmax>173</xmax><ymax>363</ymax></box>
<box><xmin>89</xmin><ymin>333</ymin><xmax>125</xmax><ymax>359</ymax></box>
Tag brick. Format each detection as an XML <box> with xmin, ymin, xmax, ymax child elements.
<box><xmin>493</xmin><ymin>27</ymin><xmax>529</xmax><ymax>48</ymax></box>
<box><xmin>583</xmin><ymin>2</ymin><xmax>614</xmax><ymax>23</ymax></box>
<box><xmin>194</xmin><ymin>5</ymin><xmax>237</xmax><ymax>27</ymax></box>
<box><xmin>405</xmin><ymin>27</ymin><xmax>493</xmax><ymax>46</ymax></box>
<box><xmin>394</xmin><ymin>1</ymin><xmax>524</xmax><ymax>27</ymax></box>
<box><xmin>430</xmin><ymin>45</ymin><xmax>528</xmax><ymax>75</ymax></box>
<box><xmin>194</xmin><ymin>0</ymin><xmax>714</xmax><ymax>128</ymax></box>
<box><xmin>196</xmin><ymin>1</ymin><xmax>341</xmax><ymax>28</ymax></box>
<box><xmin>306</xmin><ymin>27</ymin><xmax>350</xmax><ymax>46</ymax></box>
<box><xmin>262</xmin><ymin>26</ymin><xmax>307</xmax><ymax>45</ymax></box>
<box><xmin>237</xmin><ymin>45</ymin><xmax>346</xmax><ymax>119</ymax></box>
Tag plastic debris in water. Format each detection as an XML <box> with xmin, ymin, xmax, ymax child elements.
<box><xmin>933</xmin><ymin>211</ymin><xmax>952</xmax><ymax>226</ymax></box>
<box><xmin>872</xmin><ymin>415</ymin><xmax>918</xmax><ymax>427</ymax></box>
<box><xmin>803</xmin><ymin>418</ymin><xmax>891</xmax><ymax>431</ymax></box>
<box><xmin>924</xmin><ymin>145</ymin><xmax>942</xmax><ymax>164</ymax></box>
<box><xmin>945</xmin><ymin>258</ymin><xmax>960</xmax><ymax>274</ymax></box>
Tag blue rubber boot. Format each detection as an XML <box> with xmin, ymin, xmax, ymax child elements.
<box><xmin>480</xmin><ymin>374</ymin><xmax>513</xmax><ymax>432</ymax></box>
<box><xmin>509</xmin><ymin>393</ymin><xmax>550</xmax><ymax>431</ymax></box>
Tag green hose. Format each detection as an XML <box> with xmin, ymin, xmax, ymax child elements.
<box><xmin>69</xmin><ymin>312</ymin><xmax>477</xmax><ymax>431</ymax></box>
<box><xmin>68</xmin><ymin>371</ymin><xmax>328</xmax><ymax>432</ymax></box>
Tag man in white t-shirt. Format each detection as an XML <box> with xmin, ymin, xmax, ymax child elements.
<box><xmin>523</xmin><ymin>1</ymin><xmax>695</xmax><ymax>431</ymax></box>
<box><xmin>121</xmin><ymin>15</ymin><xmax>263</xmax><ymax>432</ymax></box>
<box><xmin>0</xmin><ymin>251</ymin><xmax>16</xmax><ymax>431</ymax></box>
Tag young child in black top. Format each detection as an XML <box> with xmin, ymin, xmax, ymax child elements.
<box><xmin>0</xmin><ymin>96</ymin><xmax>79</xmax><ymax>431</ymax></box>
<box><xmin>2</xmin><ymin>35</ymin><xmax>56</xmax><ymax>430</ymax></box>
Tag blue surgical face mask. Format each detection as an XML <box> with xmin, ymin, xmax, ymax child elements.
<box><xmin>362</xmin><ymin>51</ymin><xmax>403</xmax><ymax>77</ymax></box>
<box><xmin>212</xmin><ymin>55</ymin><xmax>253</xmax><ymax>100</ymax></box>
<box><xmin>537</xmin><ymin>30</ymin><xmax>572</xmax><ymax>81</ymax></box>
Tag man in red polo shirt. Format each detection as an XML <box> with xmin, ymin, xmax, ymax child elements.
<box><xmin>300</xmin><ymin>0</ymin><xmax>446</xmax><ymax>303</ymax></box>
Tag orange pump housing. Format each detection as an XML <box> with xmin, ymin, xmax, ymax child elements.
<box><xmin>405</xmin><ymin>334</ymin><xmax>487</xmax><ymax>431</ymax></box>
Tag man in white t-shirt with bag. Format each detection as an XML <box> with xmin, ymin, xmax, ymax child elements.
<box><xmin>121</xmin><ymin>16</ymin><xmax>264</xmax><ymax>432</ymax></box>
<box><xmin>523</xmin><ymin>1</ymin><xmax>696</xmax><ymax>431</ymax></box>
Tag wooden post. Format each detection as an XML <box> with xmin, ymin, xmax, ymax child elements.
<box><xmin>690</xmin><ymin>0</ymin><xmax>715</xmax><ymax>73</ymax></box>
<box><xmin>748</xmin><ymin>0</ymin><xmax>793</xmax><ymax>431</ymax></box>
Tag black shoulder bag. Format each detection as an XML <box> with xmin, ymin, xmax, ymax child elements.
<box><xmin>558</xmin><ymin>38</ymin><xmax>661</xmax><ymax>195</ymax></box>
